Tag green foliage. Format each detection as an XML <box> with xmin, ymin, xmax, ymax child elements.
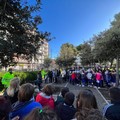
<box><xmin>91</xmin><ymin>31</ymin><xmax>111</xmax><ymax>62</ymax></box>
<box><xmin>77</xmin><ymin>12</ymin><xmax>120</xmax><ymax>66</ymax></box>
<box><xmin>14</xmin><ymin>71</ymin><xmax>37</xmax><ymax>84</ymax></box>
<box><xmin>43</xmin><ymin>57</ymin><xmax>52</xmax><ymax>68</ymax></box>
<box><xmin>55</xmin><ymin>57</ymin><xmax>63</xmax><ymax>67</ymax></box>
<box><xmin>14</xmin><ymin>72</ymin><xmax>27</xmax><ymax>84</ymax></box>
<box><xmin>56</xmin><ymin>43</ymin><xmax>77</xmax><ymax>68</ymax></box>
<box><xmin>79</xmin><ymin>42</ymin><xmax>93</xmax><ymax>65</ymax></box>
<box><xmin>92</xmin><ymin>23</ymin><xmax>120</xmax><ymax>64</ymax></box>
<box><xmin>76</xmin><ymin>12</ymin><xmax>120</xmax><ymax>66</ymax></box>
<box><xmin>0</xmin><ymin>0</ymin><xmax>51</xmax><ymax>67</ymax></box>
<box><xmin>76</xmin><ymin>44</ymin><xmax>82</xmax><ymax>51</ymax></box>
<box><xmin>25</xmin><ymin>71</ymin><xmax>37</xmax><ymax>83</ymax></box>
<box><xmin>0</xmin><ymin>71</ymin><xmax>38</xmax><ymax>90</ymax></box>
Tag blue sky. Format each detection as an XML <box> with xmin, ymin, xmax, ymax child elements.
<box><xmin>37</xmin><ymin>0</ymin><xmax>120</xmax><ymax>58</ymax></box>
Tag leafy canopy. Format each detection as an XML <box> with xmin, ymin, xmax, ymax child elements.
<box><xmin>56</xmin><ymin>43</ymin><xmax>77</xmax><ymax>67</ymax></box>
<box><xmin>0</xmin><ymin>0</ymin><xmax>51</xmax><ymax>67</ymax></box>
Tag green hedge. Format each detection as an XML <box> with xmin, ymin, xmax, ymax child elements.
<box><xmin>0</xmin><ymin>71</ymin><xmax>38</xmax><ymax>91</ymax></box>
<box><xmin>13</xmin><ymin>71</ymin><xmax>38</xmax><ymax>84</ymax></box>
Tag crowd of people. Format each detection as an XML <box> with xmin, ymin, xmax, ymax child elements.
<box><xmin>0</xmin><ymin>68</ymin><xmax>120</xmax><ymax>120</ymax></box>
<box><xmin>35</xmin><ymin>67</ymin><xmax>117</xmax><ymax>89</ymax></box>
<box><xmin>0</xmin><ymin>82</ymin><xmax>103</xmax><ymax>120</ymax></box>
<box><xmin>1</xmin><ymin>76</ymin><xmax>120</xmax><ymax>120</ymax></box>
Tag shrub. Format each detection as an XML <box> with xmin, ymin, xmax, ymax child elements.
<box><xmin>0</xmin><ymin>71</ymin><xmax>38</xmax><ymax>91</ymax></box>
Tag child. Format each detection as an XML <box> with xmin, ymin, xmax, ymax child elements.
<box><xmin>55</xmin><ymin>92</ymin><xmax>76</xmax><ymax>120</ymax></box>
<box><xmin>55</xmin><ymin>87</ymin><xmax>69</xmax><ymax>106</ymax></box>
<box><xmin>103</xmin><ymin>87</ymin><xmax>120</xmax><ymax>120</ymax></box>
<box><xmin>24</xmin><ymin>107</ymin><xmax>59</xmax><ymax>120</ymax></box>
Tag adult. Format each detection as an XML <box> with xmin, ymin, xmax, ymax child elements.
<box><xmin>41</xmin><ymin>68</ymin><xmax>47</xmax><ymax>80</ymax></box>
<box><xmin>34</xmin><ymin>71</ymin><xmax>42</xmax><ymax>90</ymax></box>
<box><xmin>61</xmin><ymin>69</ymin><xmax>66</xmax><ymax>82</ymax></box>
<box><xmin>104</xmin><ymin>69</ymin><xmax>111</xmax><ymax>87</ymax></box>
<box><xmin>111</xmin><ymin>70</ymin><xmax>116</xmax><ymax>87</ymax></box>
<box><xmin>1</xmin><ymin>68</ymin><xmax>14</xmax><ymax>88</ymax></box>
<box><xmin>47</xmin><ymin>70</ymin><xmax>53</xmax><ymax>83</ymax></box>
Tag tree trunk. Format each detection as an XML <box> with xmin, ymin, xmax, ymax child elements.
<box><xmin>116</xmin><ymin>56</ymin><xmax>119</xmax><ymax>86</ymax></box>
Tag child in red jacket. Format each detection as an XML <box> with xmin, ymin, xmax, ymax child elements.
<box><xmin>36</xmin><ymin>85</ymin><xmax>55</xmax><ymax>109</ymax></box>
<box><xmin>71</xmin><ymin>71</ymin><xmax>76</xmax><ymax>85</ymax></box>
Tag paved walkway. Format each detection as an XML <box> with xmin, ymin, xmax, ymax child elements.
<box><xmin>49</xmin><ymin>82</ymin><xmax>108</xmax><ymax>111</ymax></box>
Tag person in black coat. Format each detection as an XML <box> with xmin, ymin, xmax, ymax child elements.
<box><xmin>55</xmin><ymin>87</ymin><xmax>69</xmax><ymax>106</ymax></box>
<box><xmin>48</xmin><ymin>70</ymin><xmax>53</xmax><ymax>83</ymax></box>
<box><xmin>103</xmin><ymin>87</ymin><xmax>120</xmax><ymax>120</ymax></box>
<box><xmin>34</xmin><ymin>71</ymin><xmax>42</xmax><ymax>90</ymax></box>
<box><xmin>55</xmin><ymin>92</ymin><xmax>76</xmax><ymax>120</ymax></box>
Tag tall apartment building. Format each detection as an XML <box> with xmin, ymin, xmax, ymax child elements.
<box><xmin>37</xmin><ymin>39</ymin><xmax>49</xmax><ymax>64</ymax></box>
<box><xmin>32</xmin><ymin>39</ymin><xmax>49</xmax><ymax>70</ymax></box>
<box><xmin>14</xmin><ymin>39</ymin><xmax>49</xmax><ymax>71</ymax></box>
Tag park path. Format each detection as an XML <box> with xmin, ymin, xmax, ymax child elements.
<box><xmin>46</xmin><ymin>82</ymin><xmax>109</xmax><ymax>111</ymax></box>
